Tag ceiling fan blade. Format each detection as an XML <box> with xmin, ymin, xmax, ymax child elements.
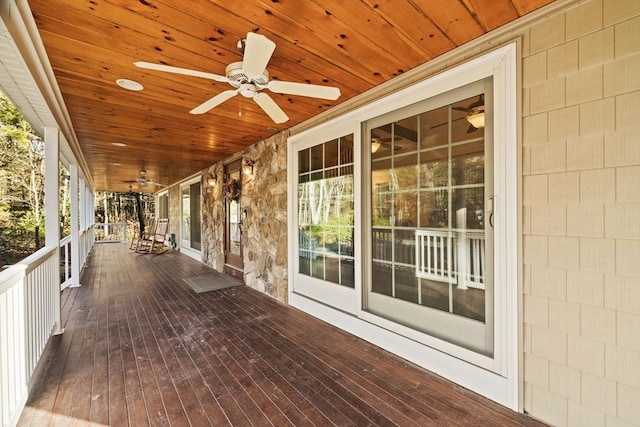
<box><xmin>242</xmin><ymin>32</ymin><xmax>276</xmax><ymax>80</ymax></box>
<box><xmin>134</xmin><ymin>61</ymin><xmax>229</xmax><ymax>83</ymax></box>
<box><xmin>267</xmin><ymin>80</ymin><xmax>341</xmax><ymax>100</ymax></box>
<box><xmin>253</xmin><ymin>92</ymin><xmax>289</xmax><ymax>124</ymax></box>
<box><xmin>190</xmin><ymin>89</ymin><xmax>239</xmax><ymax>114</ymax></box>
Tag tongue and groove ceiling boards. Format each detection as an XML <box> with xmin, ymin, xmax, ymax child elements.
<box><xmin>26</xmin><ymin>0</ymin><xmax>554</xmax><ymax>191</ymax></box>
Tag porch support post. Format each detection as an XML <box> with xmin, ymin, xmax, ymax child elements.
<box><xmin>79</xmin><ymin>177</ymin><xmax>87</xmax><ymax>261</ymax></box>
<box><xmin>44</xmin><ymin>127</ymin><xmax>63</xmax><ymax>334</ymax></box>
<box><xmin>69</xmin><ymin>163</ymin><xmax>81</xmax><ymax>288</ymax></box>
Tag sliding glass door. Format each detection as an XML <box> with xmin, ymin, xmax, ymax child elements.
<box><xmin>365</xmin><ymin>78</ymin><xmax>494</xmax><ymax>356</ymax></box>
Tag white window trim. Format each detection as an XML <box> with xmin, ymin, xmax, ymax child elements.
<box><xmin>287</xmin><ymin>42</ymin><xmax>519</xmax><ymax>410</ymax></box>
<box><xmin>288</xmin><ymin>123</ymin><xmax>362</xmax><ymax>314</ymax></box>
<box><xmin>180</xmin><ymin>175</ymin><xmax>202</xmax><ymax>261</ymax></box>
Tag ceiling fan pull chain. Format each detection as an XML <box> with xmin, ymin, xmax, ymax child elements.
<box><xmin>238</xmin><ymin>96</ymin><xmax>242</xmax><ymax>117</ymax></box>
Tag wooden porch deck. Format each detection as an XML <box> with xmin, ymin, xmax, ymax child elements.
<box><xmin>18</xmin><ymin>243</ymin><xmax>544</xmax><ymax>427</ymax></box>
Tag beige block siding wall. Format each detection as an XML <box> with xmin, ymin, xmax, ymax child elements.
<box><xmin>522</xmin><ymin>1</ymin><xmax>640</xmax><ymax>426</ymax></box>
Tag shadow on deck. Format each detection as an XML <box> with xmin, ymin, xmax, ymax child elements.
<box><xmin>18</xmin><ymin>243</ymin><xmax>544</xmax><ymax>426</ymax></box>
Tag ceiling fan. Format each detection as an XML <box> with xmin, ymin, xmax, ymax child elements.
<box><xmin>123</xmin><ymin>170</ymin><xmax>165</xmax><ymax>190</ymax></box>
<box><xmin>134</xmin><ymin>32</ymin><xmax>341</xmax><ymax>124</ymax></box>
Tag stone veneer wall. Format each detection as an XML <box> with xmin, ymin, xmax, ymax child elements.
<box><xmin>167</xmin><ymin>183</ymin><xmax>182</xmax><ymax>247</ymax></box>
<box><xmin>202</xmin><ymin>130</ymin><xmax>289</xmax><ymax>303</ymax></box>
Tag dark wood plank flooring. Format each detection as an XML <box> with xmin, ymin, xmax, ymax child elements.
<box><xmin>18</xmin><ymin>243</ymin><xmax>545</xmax><ymax>426</ymax></box>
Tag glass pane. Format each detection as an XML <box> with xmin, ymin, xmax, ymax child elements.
<box><xmin>340</xmin><ymin>257</ymin><xmax>355</xmax><ymax>288</ymax></box>
<box><xmin>325</xmin><ymin>253</ymin><xmax>339</xmax><ymax>284</ymax></box>
<box><xmin>325</xmin><ymin>139</ymin><xmax>338</xmax><ymax>168</ymax></box>
<box><xmin>372</xmin><ymin>229</ymin><xmax>392</xmax><ymax>261</ymax></box>
<box><xmin>394</xmin><ymin>153</ymin><xmax>418</xmax><ymax>190</ymax></box>
<box><xmin>452</xmin><ymin>141</ymin><xmax>484</xmax><ymax>186</ymax></box>
<box><xmin>371</xmin><ymin>125</ymin><xmax>393</xmax><ymax>160</ymax></box>
<box><xmin>339</xmin><ymin>227</ymin><xmax>353</xmax><ymax>256</ymax></box>
<box><xmin>452</xmin><ymin>228</ymin><xmax>486</xmax><ymax>321</ymax></box>
<box><xmin>372</xmin><ymin>158</ymin><xmax>392</xmax><ymax>226</ymax></box>
<box><xmin>394</xmin><ymin>229</ymin><xmax>415</xmax><ymax>265</ymax></box>
<box><xmin>340</xmin><ymin>135</ymin><xmax>354</xmax><ymax>164</ymax></box>
<box><xmin>419</xmin><ymin>190</ymin><xmax>449</xmax><ymax>228</ymax></box>
<box><xmin>299</xmin><ymin>148</ymin><xmax>310</xmax><ymax>173</ymax></box>
<box><xmin>310</xmin><ymin>144</ymin><xmax>323</xmax><ymax>171</ymax></box>
<box><xmin>420</xmin><ymin>148</ymin><xmax>449</xmax><ymax>188</ymax></box>
<box><xmin>299</xmin><ymin>255</ymin><xmax>311</xmax><ymax>275</ymax></box>
<box><xmin>420</xmin><ymin>279</ymin><xmax>450</xmax><ymax>312</ymax></box>
<box><xmin>394</xmin><ymin>191</ymin><xmax>417</xmax><ymax>227</ymax></box>
<box><xmin>420</xmin><ymin>105</ymin><xmax>448</xmax><ymax>149</ymax></box>
<box><xmin>371</xmin><ymin>261</ymin><xmax>393</xmax><ymax>296</ymax></box>
<box><xmin>395</xmin><ymin>117</ymin><xmax>418</xmax><ymax>153</ymax></box>
<box><xmin>311</xmin><ymin>254</ymin><xmax>325</xmax><ymax>280</ymax></box>
<box><xmin>395</xmin><ymin>264</ymin><xmax>418</xmax><ymax>303</ymax></box>
<box><xmin>452</xmin><ymin>187</ymin><xmax>485</xmax><ymax>230</ymax></box>
<box><xmin>452</xmin><ymin>96</ymin><xmax>485</xmax><ymax>142</ymax></box>
<box><xmin>453</xmin><ymin>287</ymin><xmax>485</xmax><ymax>322</ymax></box>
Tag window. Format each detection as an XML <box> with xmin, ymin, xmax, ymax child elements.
<box><xmin>288</xmin><ymin>44</ymin><xmax>518</xmax><ymax>407</ymax></box>
<box><xmin>297</xmin><ymin>135</ymin><xmax>355</xmax><ymax>287</ymax></box>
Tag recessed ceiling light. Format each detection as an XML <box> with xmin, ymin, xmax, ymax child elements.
<box><xmin>116</xmin><ymin>78</ymin><xmax>144</xmax><ymax>91</ymax></box>
<box><xmin>111</xmin><ymin>142</ymin><xmax>127</xmax><ymax>147</ymax></box>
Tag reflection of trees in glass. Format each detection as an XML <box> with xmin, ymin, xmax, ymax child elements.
<box><xmin>298</xmin><ymin>175</ymin><xmax>353</xmax><ymax>245</ymax></box>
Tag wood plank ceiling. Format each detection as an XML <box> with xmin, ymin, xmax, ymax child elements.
<box><xmin>27</xmin><ymin>0</ymin><xmax>554</xmax><ymax>192</ymax></box>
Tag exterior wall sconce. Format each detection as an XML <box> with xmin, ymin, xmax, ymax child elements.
<box><xmin>243</xmin><ymin>160</ymin><xmax>254</xmax><ymax>175</ymax></box>
<box><xmin>206</xmin><ymin>173</ymin><xmax>217</xmax><ymax>193</ymax></box>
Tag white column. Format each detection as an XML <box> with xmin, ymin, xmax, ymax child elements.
<box><xmin>44</xmin><ymin>127</ymin><xmax>63</xmax><ymax>334</ymax></box>
<box><xmin>43</xmin><ymin>128</ymin><xmax>59</xmax><ymax>246</ymax></box>
<box><xmin>69</xmin><ymin>164</ymin><xmax>81</xmax><ymax>288</ymax></box>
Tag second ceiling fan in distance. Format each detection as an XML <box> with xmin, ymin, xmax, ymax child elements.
<box><xmin>135</xmin><ymin>32</ymin><xmax>341</xmax><ymax>124</ymax></box>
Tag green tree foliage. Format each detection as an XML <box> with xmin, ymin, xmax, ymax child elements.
<box><xmin>0</xmin><ymin>92</ymin><xmax>45</xmax><ymax>264</ymax></box>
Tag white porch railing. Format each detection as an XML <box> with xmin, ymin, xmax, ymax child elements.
<box><xmin>93</xmin><ymin>222</ymin><xmax>126</xmax><ymax>243</ymax></box>
<box><xmin>415</xmin><ymin>229</ymin><xmax>486</xmax><ymax>290</ymax></box>
<box><xmin>0</xmin><ymin>245</ymin><xmax>60</xmax><ymax>427</ymax></box>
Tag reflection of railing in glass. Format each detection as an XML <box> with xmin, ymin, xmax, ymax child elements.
<box><xmin>415</xmin><ymin>229</ymin><xmax>485</xmax><ymax>290</ymax></box>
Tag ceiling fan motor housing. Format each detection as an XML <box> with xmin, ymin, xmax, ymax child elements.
<box><xmin>226</xmin><ymin>61</ymin><xmax>269</xmax><ymax>89</ymax></box>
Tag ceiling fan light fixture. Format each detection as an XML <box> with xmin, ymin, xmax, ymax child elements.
<box><xmin>466</xmin><ymin>106</ymin><xmax>485</xmax><ymax>129</ymax></box>
<box><xmin>371</xmin><ymin>138</ymin><xmax>382</xmax><ymax>153</ymax></box>
<box><xmin>239</xmin><ymin>83</ymin><xmax>257</xmax><ymax>98</ymax></box>
<box><xmin>116</xmin><ymin>78</ymin><xmax>144</xmax><ymax>91</ymax></box>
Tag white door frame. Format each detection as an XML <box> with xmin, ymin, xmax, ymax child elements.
<box><xmin>180</xmin><ymin>175</ymin><xmax>202</xmax><ymax>261</ymax></box>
